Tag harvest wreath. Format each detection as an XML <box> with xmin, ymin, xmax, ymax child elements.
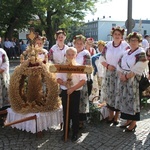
<box><xmin>9</xmin><ymin>35</ymin><xmax>61</xmax><ymax>114</ymax></box>
<box><xmin>9</xmin><ymin>61</ymin><xmax>61</xmax><ymax>114</ymax></box>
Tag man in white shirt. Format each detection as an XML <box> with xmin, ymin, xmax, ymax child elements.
<box><xmin>142</xmin><ymin>35</ymin><xmax>150</xmax><ymax>51</ymax></box>
<box><xmin>4</xmin><ymin>38</ymin><xmax>12</xmax><ymax>59</ymax></box>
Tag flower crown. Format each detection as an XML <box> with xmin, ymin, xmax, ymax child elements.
<box><xmin>86</xmin><ymin>37</ymin><xmax>94</xmax><ymax>45</ymax></box>
<box><xmin>127</xmin><ymin>32</ymin><xmax>142</xmax><ymax>42</ymax></box>
<box><xmin>111</xmin><ymin>26</ymin><xmax>125</xmax><ymax>36</ymax></box>
<box><xmin>73</xmin><ymin>34</ymin><xmax>86</xmax><ymax>43</ymax></box>
<box><xmin>54</xmin><ymin>30</ymin><xmax>66</xmax><ymax>39</ymax></box>
<box><xmin>97</xmin><ymin>40</ymin><xmax>106</xmax><ymax>46</ymax></box>
<box><xmin>35</xmin><ymin>35</ymin><xmax>47</xmax><ymax>43</ymax></box>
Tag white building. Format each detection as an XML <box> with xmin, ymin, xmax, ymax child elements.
<box><xmin>83</xmin><ymin>17</ymin><xmax>150</xmax><ymax>41</ymax></box>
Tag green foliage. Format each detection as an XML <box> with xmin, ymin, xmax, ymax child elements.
<box><xmin>0</xmin><ymin>0</ymin><xmax>97</xmax><ymax>43</ymax></box>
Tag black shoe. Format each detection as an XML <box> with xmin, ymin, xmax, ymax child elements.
<box><xmin>113</xmin><ymin>121</ymin><xmax>119</xmax><ymax>126</ymax></box>
<box><xmin>120</xmin><ymin>122</ymin><xmax>132</xmax><ymax>129</ymax></box>
<box><xmin>71</xmin><ymin>135</ymin><xmax>78</xmax><ymax>142</ymax></box>
<box><xmin>123</xmin><ymin>125</ymin><xmax>137</xmax><ymax>132</ymax></box>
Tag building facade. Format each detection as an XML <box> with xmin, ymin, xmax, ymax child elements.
<box><xmin>83</xmin><ymin>18</ymin><xmax>150</xmax><ymax>42</ymax></box>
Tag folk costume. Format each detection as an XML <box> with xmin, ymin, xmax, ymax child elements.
<box><xmin>0</xmin><ymin>48</ymin><xmax>10</xmax><ymax>108</ymax></box>
<box><xmin>76</xmin><ymin>50</ymin><xmax>91</xmax><ymax>115</ymax></box>
<box><xmin>116</xmin><ymin>47</ymin><xmax>148</xmax><ymax>120</ymax></box>
<box><xmin>99</xmin><ymin>40</ymin><xmax>129</xmax><ymax>110</ymax></box>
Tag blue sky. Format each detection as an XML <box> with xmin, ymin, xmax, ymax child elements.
<box><xmin>84</xmin><ymin>0</ymin><xmax>150</xmax><ymax>22</ymax></box>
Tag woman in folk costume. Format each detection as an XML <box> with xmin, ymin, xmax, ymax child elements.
<box><xmin>73</xmin><ymin>34</ymin><xmax>91</xmax><ymax>129</ymax></box>
<box><xmin>0</xmin><ymin>48</ymin><xmax>10</xmax><ymax>109</ymax></box>
<box><xmin>85</xmin><ymin>37</ymin><xmax>96</xmax><ymax>56</ymax></box>
<box><xmin>116</xmin><ymin>32</ymin><xmax>148</xmax><ymax>132</ymax></box>
<box><xmin>35</xmin><ymin>35</ymin><xmax>48</xmax><ymax>62</ymax></box>
<box><xmin>48</xmin><ymin>30</ymin><xmax>68</xmax><ymax>64</ymax></box>
<box><xmin>99</xmin><ymin>26</ymin><xmax>130</xmax><ymax>125</ymax></box>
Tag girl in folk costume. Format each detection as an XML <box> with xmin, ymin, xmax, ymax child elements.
<box><xmin>48</xmin><ymin>30</ymin><xmax>68</xmax><ymax>64</ymax></box>
<box><xmin>35</xmin><ymin>35</ymin><xmax>48</xmax><ymax>62</ymax></box>
<box><xmin>116</xmin><ymin>32</ymin><xmax>148</xmax><ymax>132</ymax></box>
<box><xmin>73</xmin><ymin>34</ymin><xmax>92</xmax><ymax>129</ymax></box>
<box><xmin>99</xmin><ymin>26</ymin><xmax>130</xmax><ymax>125</ymax></box>
<box><xmin>0</xmin><ymin>48</ymin><xmax>10</xmax><ymax>109</ymax></box>
<box><xmin>85</xmin><ymin>37</ymin><xmax>96</xmax><ymax>56</ymax></box>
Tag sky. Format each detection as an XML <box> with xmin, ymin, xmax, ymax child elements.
<box><xmin>84</xmin><ymin>0</ymin><xmax>150</xmax><ymax>22</ymax></box>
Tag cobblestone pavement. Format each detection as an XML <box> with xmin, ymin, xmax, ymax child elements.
<box><xmin>0</xmin><ymin>106</ymin><xmax>150</xmax><ymax>150</ymax></box>
<box><xmin>0</xmin><ymin>61</ymin><xmax>149</xmax><ymax>150</ymax></box>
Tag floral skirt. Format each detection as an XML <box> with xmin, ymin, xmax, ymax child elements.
<box><xmin>0</xmin><ymin>75</ymin><xmax>9</xmax><ymax>108</ymax></box>
<box><xmin>100</xmin><ymin>70</ymin><xmax>117</xmax><ymax>107</ymax></box>
<box><xmin>79</xmin><ymin>82</ymin><xmax>89</xmax><ymax>113</ymax></box>
<box><xmin>115</xmin><ymin>75</ymin><xmax>141</xmax><ymax>116</ymax></box>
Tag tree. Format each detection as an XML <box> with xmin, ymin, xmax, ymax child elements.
<box><xmin>0</xmin><ymin>0</ymin><xmax>97</xmax><ymax>44</ymax></box>
<box><xmin>34</xmin><ymin>0</ymin><xmax>98</xmax><ymax>46</ymax></box>
<box><xmin>0</xmin><ymin>0</ymin><xmax>37</xmax><ymax>39</ymax></box>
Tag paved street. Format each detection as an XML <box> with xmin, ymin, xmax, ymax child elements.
<box><xmin>0</xmin><ymin>61</ymin><xmax>149</xmax><ymax>150</ymax></box>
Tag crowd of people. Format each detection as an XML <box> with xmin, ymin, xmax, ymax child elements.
<box><xmin>0</xmin><ymin>27</ymin><xmax>149</xmax><ymax>142</ymax></box>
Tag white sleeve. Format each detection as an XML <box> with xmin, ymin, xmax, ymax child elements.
<box><xmin>131</xmin><ymin>61</ymin><xmax>149</xmax><ymax>75</ymax></box>
<box><xmin>80</xmin><ymin>74</ymin><xmax>87</xmax><ymax>81</ymax></box>
<box><xmin>99</xmin><ymin>55</ymin><xmax>106</xmax><ymax>63</ymax></box>
<box><xmin>95</xmin><ymin>59</ymin><xmax>106</xmax><ymax>77</ymax></box>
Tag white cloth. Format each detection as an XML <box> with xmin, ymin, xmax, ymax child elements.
<box><xmin>95</xmin><ymin>59</ymin><xmax>106</xmax><ymax>77</ymax></box>
<box><xmin>6</xmin><ymin>107</ymin><xmax>63</xmax><ymax>133</ymax></box>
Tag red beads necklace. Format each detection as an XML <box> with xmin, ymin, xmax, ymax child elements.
<box><xmin>128</xmin><ymin>47</ymin><xmax>139</xmax><ymax>55</ymax></box>
<box><xmin>112</xmin><ymin>41</ymin><xmax>122</xmax><ymax>48</ymax></box>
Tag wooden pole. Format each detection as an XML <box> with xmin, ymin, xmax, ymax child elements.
<box><xmin>65</xmin><ymin>94</ymin><xmax>70</xmax><ymax>142</ymax></box>
<box><xmin>4</xmin><ymin>115</ymin><xmax>37</xmax><ymax>127</ymax></box>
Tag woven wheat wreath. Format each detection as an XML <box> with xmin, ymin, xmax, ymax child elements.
<box><xmin>9</xmin><ymin>30</ymin><xmax>61</xmax><ymax>114</ymax></box>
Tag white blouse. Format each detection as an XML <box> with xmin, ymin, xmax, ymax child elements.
<box><xmin>76</xmin><ymin>50</ymin><xmax>90</xmax><ymax>65</ymax></box>
<box><xmin>100</xmin><ymin>41</ymin><xmax>129</xmax><ymax>68</ymax></box>
<box><xmin>117</xmin><ymin>47</ymin><xmax>148</xmax><ymax>75</ymax></box>
<box><xmin>0</xmin><ymin>48</ymin><xmax>9</xmax><ymax>73</ymax></box>
<box><xmin>49</xmin><ymin>44</ymin><xmax>68</xmax><ymax>64</ymax></box>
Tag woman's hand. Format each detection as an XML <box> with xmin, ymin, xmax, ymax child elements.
<box><xmin>108</xmin><ymin>65</ymin><xmax>116</xmax><ymax>71</ymax></box>
<box><xmin>119</xmin><ymin>73</ymin><xmax>127</xmax><ymax>82</ymax></box>
<box><xmin>0</xmin><ymin>69</ymin><xmax>4</xmax><ymax>74</ymax></box>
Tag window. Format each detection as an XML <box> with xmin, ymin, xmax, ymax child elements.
<box><xmin>144</xmin><ymin>30</ymin><xmax>147</xmax><ymax>35</ymax></box>
<box><xmin>112</xmin><ymin>23</ymin><xmax>116</xmax><ymax>27</ymax></box>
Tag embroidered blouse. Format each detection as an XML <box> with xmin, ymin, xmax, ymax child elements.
<box><xmin>48</xmin><ymin>44</ymin><xmax>68</xmax><ymax>64</ymax></box>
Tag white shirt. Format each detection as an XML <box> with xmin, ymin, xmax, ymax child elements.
<box><xmin>4</xmin><ymin>41</ymin><xmax>12</xmax><ymax>48</ymax></box>
<box><xmin>56</xmin><ymin>72</ymin><xmax>87</xmax><ymax>90</ymax></box>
